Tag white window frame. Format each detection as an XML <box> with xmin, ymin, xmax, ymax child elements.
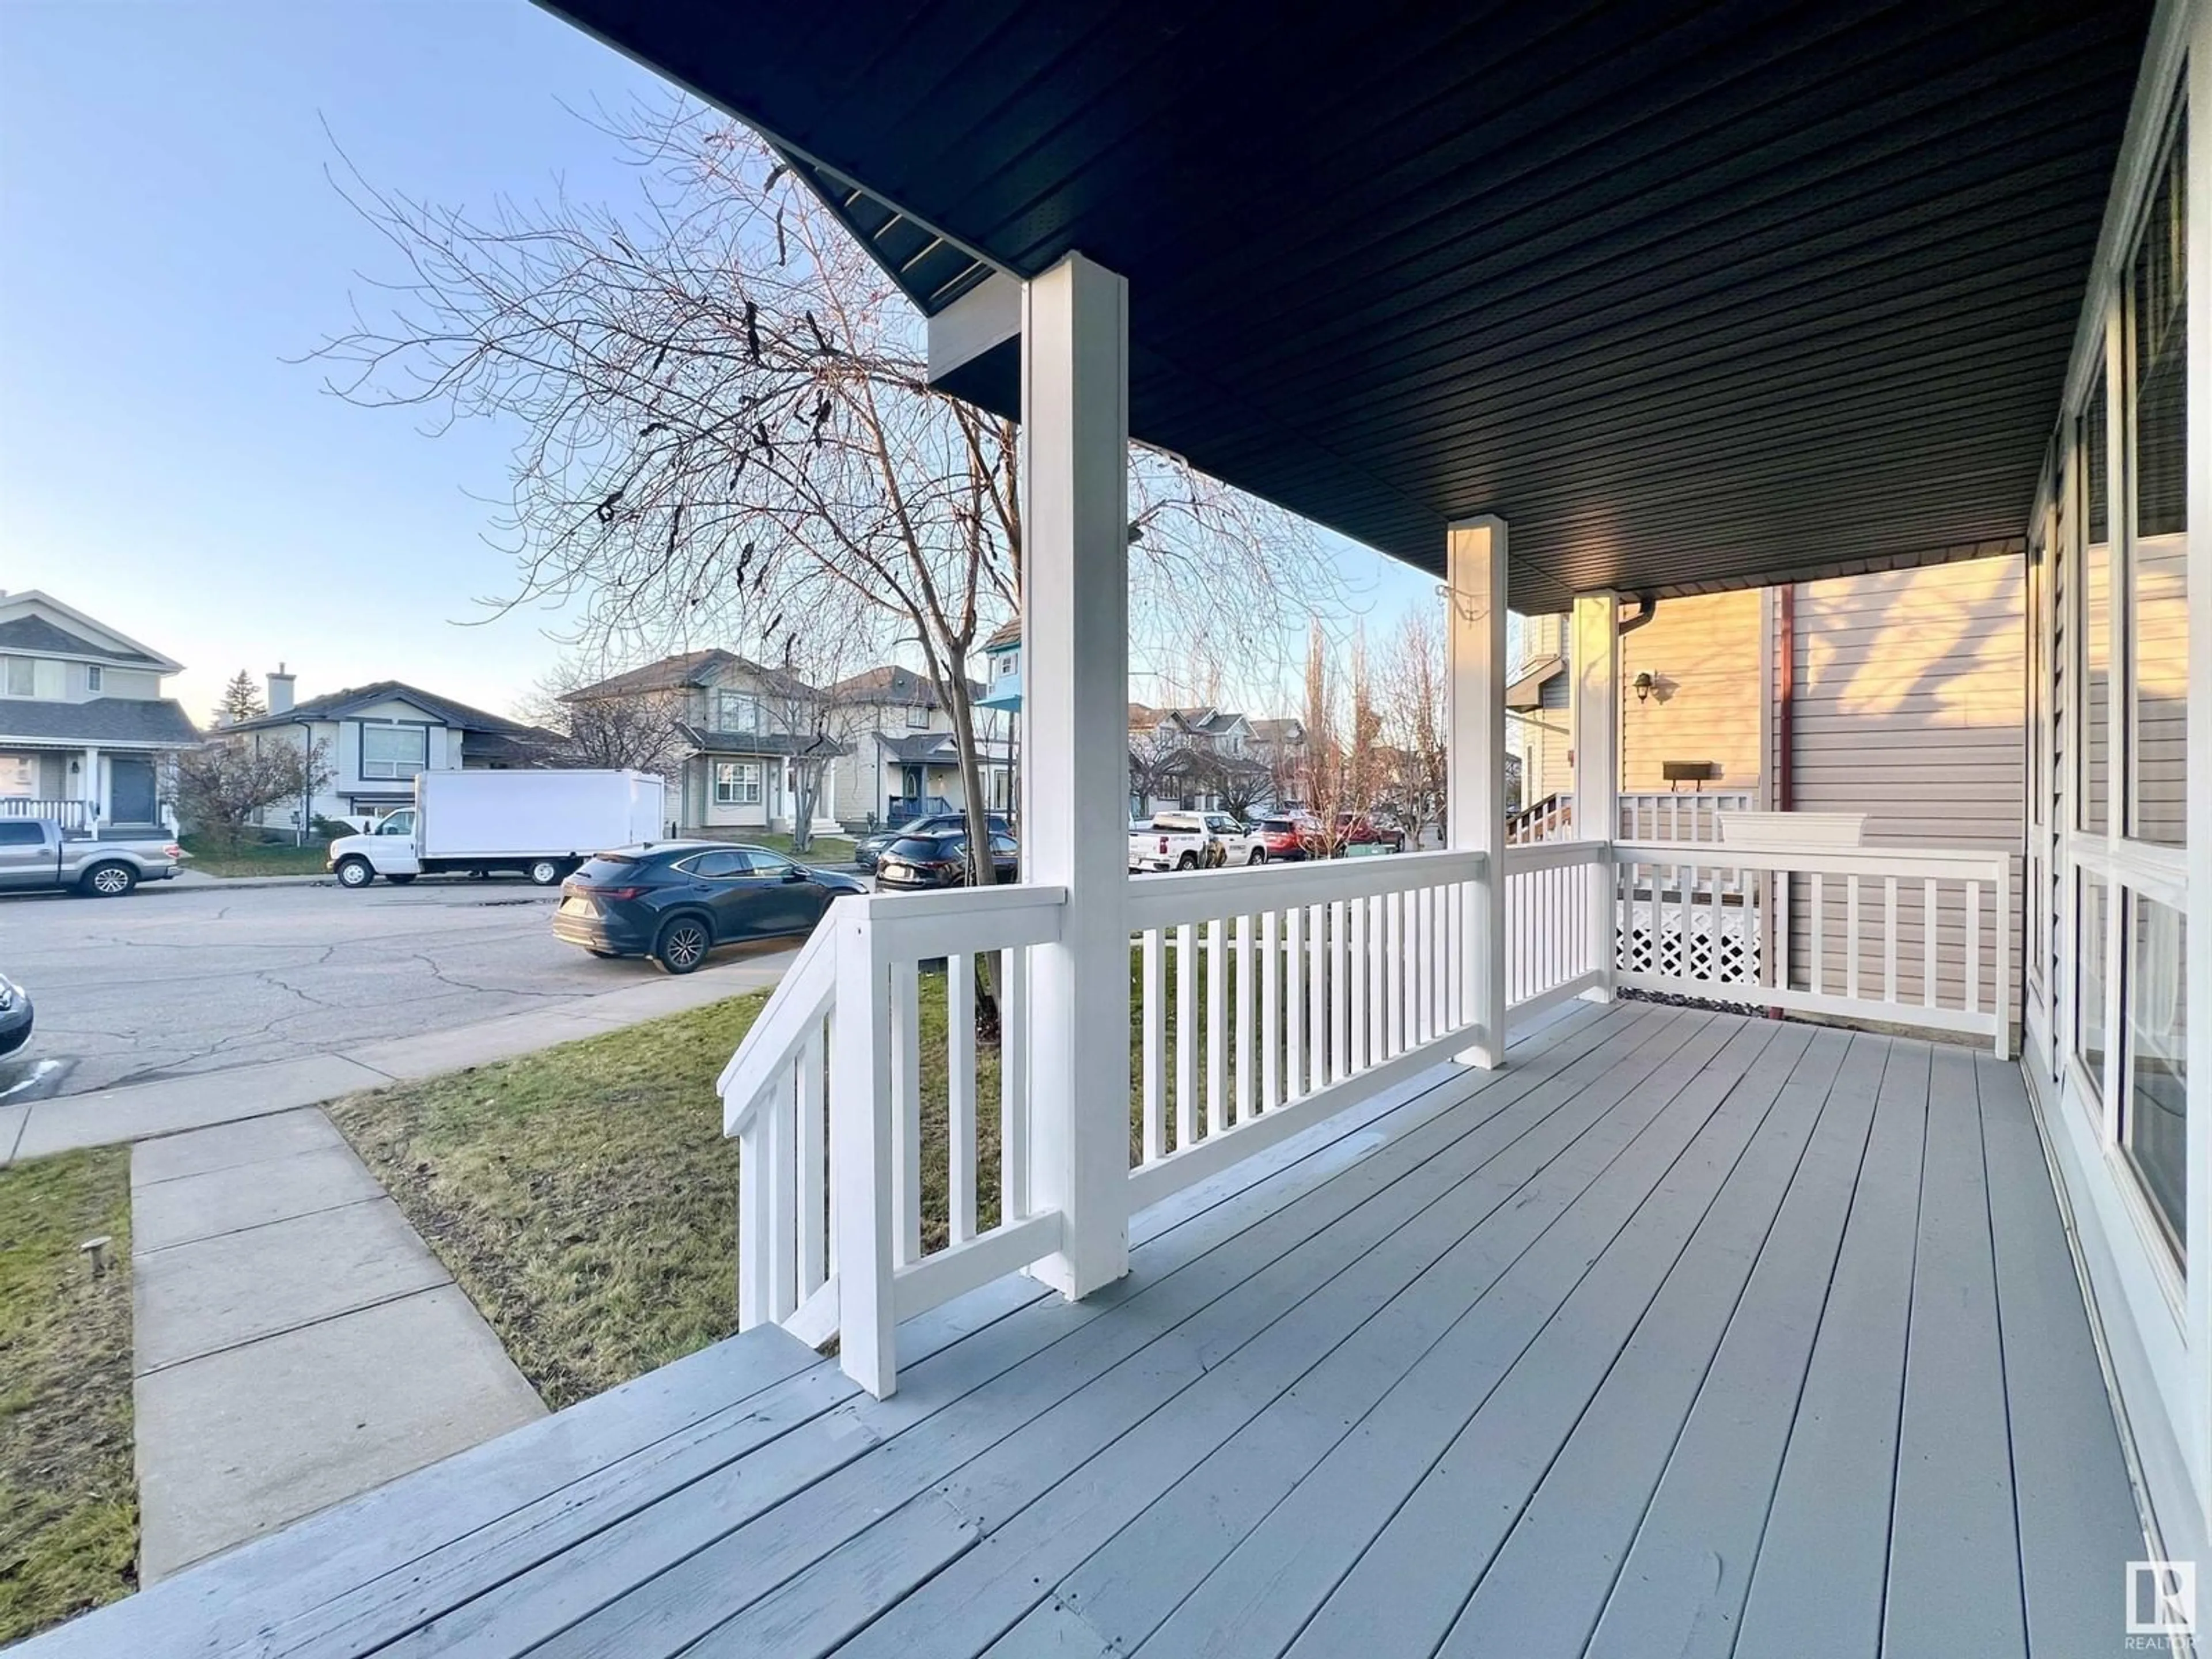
<box><xmin>86</xmin><ymin>665</ymin><xmax>103</xmax><ymax>693</ymax></box>
<box><xmin>716</xmin><ymin>691</ymin><xmax>762</xmax><ymax>733</ymax></box>
<box><xmin>1</xmin><ymin>657</ymin><xmax>32</xmax><ymax>698</ymax></box>
<box><xmin>358</xmin><ymin>721</ymin><xmax>429</xmax><ymax>780</ymax></box>
<box><xmin>714</xmin><ymin>760</ymin><xmax>762</xmax><ymax>805</ymax></box>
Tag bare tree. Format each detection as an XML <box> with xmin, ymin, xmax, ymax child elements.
<box><xmin>1188</xmin><ymin>750</ymin><xmax>1272</xmax><ymax>821</ymax></box>
<box><xmin>749</xmin><ymin>597</ymin><xmax>882</xmax><ymax>852</ymax></box>
<box><xmin>518</xmin><ymin>657</ymin><xmax>693</xmax><ymax>777</ymax></box>
<box><xmin>1126</xmin><ymin>717</ymin><xmax>1191</xmax><ymax>817</ymax></box>
<box><xmin>1377</xmin><ymin>605</ymin><xmax>1449</xmax><ymax>846</ymax></box>
<box><xmin>179</xmin><ymin>737</ymin><xmax>333</xmax><ymax>853</ymax></box>
<box><xmin>309</xmin><ymin>97</ymin><xmax>1353</xmax><ymax>903</ymax></box>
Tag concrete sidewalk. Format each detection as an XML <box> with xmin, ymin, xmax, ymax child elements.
<box><xmin>0</xmin><ymin>957</ymin><xmax>786</xmax><ymax>1165</ymax></box>
<box><xmin>128</xmin><ymin>1109</ymin><xmax>545</xmax><ymax>1579</ymax></box>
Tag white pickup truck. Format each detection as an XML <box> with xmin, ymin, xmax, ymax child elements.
<box><xmin>1128</xmin><ymin>812</ymin><xmax>1228</xmax><ymax>873</ymax></box>
<box><xmin>0</xmin><ymin>818</ymin><xmax>183</xmax><ymax>896</ymax></box>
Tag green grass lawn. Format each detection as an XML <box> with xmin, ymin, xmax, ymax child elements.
<box><xmin>329</xmin><ymin>945</ymin><xmax>1264</xmax><ymax>1410</ymax></box>
<box><xmin>0</xmin><ymin>1149</ymin><xmax>137</xmax><ymax>1645</ymax></box>
<box><xmin>176</xmin><ymin>834</ymin><xmax>333</xmax><ymax>878</ymax></box>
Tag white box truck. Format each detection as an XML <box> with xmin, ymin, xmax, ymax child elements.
<box><xmin>327</xmin><ymin>770</ymin><xmax>666</xmax><ymax>889</ymax></box>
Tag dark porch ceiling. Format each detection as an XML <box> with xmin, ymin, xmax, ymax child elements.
<box><xmin>540</xmin><ymin>0</ymin><xmax>2154</xmax><ymax>613</ymax></box>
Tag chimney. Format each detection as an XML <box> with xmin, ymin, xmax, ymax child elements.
<box><xmin>267</xmin><ymin>664</ymin><xmax>296</xmax><ymax>715</ymax></box>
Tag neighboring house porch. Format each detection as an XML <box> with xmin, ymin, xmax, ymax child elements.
<box><xmin>0</xmin><ymin>590</ymin><xmax>198</xmax><ymax>834</ymax></box>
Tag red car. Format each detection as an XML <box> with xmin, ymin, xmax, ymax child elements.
<box><xmin>1331</xmin><ymin>813</ymin><xmax>1407</xmax><ymax>854</ymax></box>
<box><xmin>1255</xmin><ymin>816</ymin><xmax>1311</xmax><ymax>861</ymax></box>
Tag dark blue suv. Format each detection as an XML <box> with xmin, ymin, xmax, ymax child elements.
<box><xmin>552</xmin><ymin>842</ymin><xmax>866</xmax><ymax>973</ymax></box>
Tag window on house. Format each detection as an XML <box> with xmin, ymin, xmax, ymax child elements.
<box><xmin>86</xmin><ymin>665</ymin><xmax>103</xmax><ymax>692</ymax></box>
<box><xmin>714</xmin><ymin>760</ymin><xmax>762</xmax><ymax>805</ymax></box>
<box><xmin>716</xmin><ymin>691</ymin><xmax>761</xmax><ymax>733</ymax></box>
<box><xmin>360</xmin><ymin>723</ymin><xmax>429</xmax><ymax>779</ymax></box>
<box><xmin>2127</xmin><ymin>117</ymin><xmax>2188</xmax><ymax>850</ymax></box>
<box><xmin>2123</xmin><ymin>892</ymin><xmax>2187</xmax><ymax>1258</ymax></box>
<box><xmin>1</xmin><ymin>657</ymin><xmax>32</xmax><ymax>698</ymax></box>
<box><xmin>2080</xmin><ymin>870</ymin><xmax>2109</xmax><ymax>1101</ymax></box>
<box><xmin>907</xmin><ymin>703</ymin><xmax>929</xmax><ymax>728</ymax></box>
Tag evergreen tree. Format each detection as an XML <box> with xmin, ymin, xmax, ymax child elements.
<box><xmin>213</xmin><ymin>670</ymin><xmax>266</xmax><ymax>726</ymax></box>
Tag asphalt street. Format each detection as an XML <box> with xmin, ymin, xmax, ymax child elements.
<box><xmin>0</xmin><ymin>877</ymin><xmax>795</xmax><ymax>1097</ymax></box>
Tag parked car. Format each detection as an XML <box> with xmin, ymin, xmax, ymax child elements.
<box><xmin>856</xmin><ymin>811</ymin><xmax>1013</xmax><ymax>873</ymax></box>
<box><xmin>1129</xmin><ymin>816</ymin><xmax>1224</xmax><ymax>872</ymax></box>
<box><xmin>1195</xmin><ymin>811</ymin><xmax>1266</xmax><ymax>865</ymax></box>
<box><xmin>876</xmin><ymin>829</ymin><xmax>1021</xmax><ymax>891</ymax></box>
<box><xmin>1255</xmin><ymin>816</ymin><xmax>1310</xmax><ymax>862</ymax></box>
<box><xmin>551</xmin><ymin>842</ymin><xmax>865</xmax><ymax>974</ymax></box>
<box><xmin>0</xmin><ymin>974</ymin><xmax>31</xmax><ymax>1056</ymax></box>
<box><xmin>1335</xmin><ymin>812</ymin><xmax>1407</xmax><ymax>853</ymax></box>
<box><xmin>0</xmin><ymin>818</ymin><xmax>181</xmax><ymax>896</ymax></box>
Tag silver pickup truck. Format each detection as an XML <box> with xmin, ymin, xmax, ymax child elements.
<box><xmin>0</xmin><ymin>817</ymin><xmax>183</xmax><ymax>896</ymax></box>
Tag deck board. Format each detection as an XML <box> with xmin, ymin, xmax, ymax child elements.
<box><xmin>1582</xmin><ymin>1028</ymin><xmax>1889</xmax><ymax>1659</ymax></box>
<box><xmin>1882</xmin><ymin>1042</ymin><xmax>2026</xmax><ymax>1659</ymax></box>
<box><xmin>22</xmin><ymin>1005</ymin><xmax>2149</xmax><ymax>1659</ymax></box>
<box><xmin>1733</xmin><ymin>1036</ymin><xmax>1933</xmax><ymax>1658</ymax></box>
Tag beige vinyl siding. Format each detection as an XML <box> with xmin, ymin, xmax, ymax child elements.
<box><xmin>1618</xmin><ymin>589</ymin><xmax>1765</xmax><ymax>793</ymax></box>
<box><xmin>1783</xmin><ymin>556</ymin><xmax>2026</xmax><ymax>1025</ymax></box>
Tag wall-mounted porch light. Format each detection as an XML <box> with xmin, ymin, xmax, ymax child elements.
<box><xmin>1633</xmin><ymin>671</ymin><xmax>1657</xmax><ymax>704</ymax></box>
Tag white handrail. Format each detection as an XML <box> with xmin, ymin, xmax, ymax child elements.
<box><xmin>717</xmin><ymin>915</ymin><xmax>840</xmax><ymax>1134</ymax></box>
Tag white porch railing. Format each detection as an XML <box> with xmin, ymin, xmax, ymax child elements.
<box><xmin>1613</xmin><ymin>840</ymin><xmax>2012</xmax><ymax>1055</ymax></box>
<box><xmin>718</xmin><ymin>882</ymin><xmax>1068</xmax><ymax>1380</ymax></box>
<box><xmin>0</xmin><ymin>797</ymin><xmax>94</xmax><ymax>832</ymax></box>
<box><xmin>1508</xmin><ymin>790</ymin><xmax>1755</xmax><ymax>846</ymax></box>
<box><xmin>1122</xmin><ymin>849</ymin><xmax>1490</xmax><ymax>1213</ymax></box>
<box><xmin>721</xmin><ymin>824</ymin><xmax>2012</xmax><ymax>1399</ymax></box>
<box><xmin>1501</xmin><ymin>840</ymin><xmax>1609</xmax><ymax>1020</ymax></box>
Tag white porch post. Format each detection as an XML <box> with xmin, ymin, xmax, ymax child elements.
<box><xmin>81</xmin><ymin>746</ymin><xmax>100</xmax><ymax>826</ymax></box>
<box><xmin>1021</xmin><ymin>252</ymin><xmax>1131</xmax><ymax>1298</ymax></box>
<box><xmin>1448</xmin><ymin>516</ymin><xmax>1509</xmax><ymax>1068</ymax></box>
<box><xmin>1572</xmin><ymin>591</ymin><xmax>1621</xmax><ymax>998</ymax></box>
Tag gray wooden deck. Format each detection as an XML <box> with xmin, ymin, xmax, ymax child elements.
<box><xmin>30</xmin><ymin>1002</ymin><xmax>2150</xmax><ymax>1659</ymax></box>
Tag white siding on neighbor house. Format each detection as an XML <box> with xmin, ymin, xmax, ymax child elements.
<box><xmin>1782</xmin><ymin>556</ymin><xmax>2027</xmax><ymax>1021</ymax></box>
<box><xmin>1618</xmin><ymin>589</ymin><xmax>1766</xmax><ymax>793</ymax></box>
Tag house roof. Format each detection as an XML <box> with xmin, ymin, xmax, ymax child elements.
<box><xmin>0</xmin><ymin>696</ymin><xmax>200</xmax><ymax>748</ymax></box>
<box><xmin>565</xmin><ymin>650</ymin><xmax>818</xmax><ymax>703</ymax></box>
<box><xmin>1506</xmin><ymin>656</ymin><xmax>1567</xmax><ymax>710</ymax></box>
<box><xmin>460</xmin><ymin>727</ymin><xmax>565</xmax><ymax>767</ymax></box>
<box><xmin>225</xmin><ymin>682</ymin><xmax>537</xmax><ymax>736</ymax></box>
<box><xmin>981</xmin><ymin>619</ymin><xmax>1021</xmax><ymax>653</ymax></box>
<box><xmin>831</xmin><ymin>665</ymin><xmax>987</xmax><ymax>707</ymax></box>
<box><xmin>1248</xmin><ymin>718</ymin><xmax>1305</xmax><ymax>746</ymax></box>
<box><xmin>676</xmin><ymin>724</ymin><xmax>850</xmax><ymax>759</ymax></box>
<box><xmin>878</xmin><ymin>730</ymin><xmax>1013</xmax><ymax>765</ymax></box>
<box><xmin>0</xmin><ymin>592</ymin><xmax>181</xmax><ymax>671</ymax></box>
<box><xmin>541</xmin><ymin>0</ymin><xmax>2154</xmax><ymax>609</ymax></box>
<box><xmin>0</xmin><ymin>614</ymin><xmax>167</xmax><ymax>668</ymax></box>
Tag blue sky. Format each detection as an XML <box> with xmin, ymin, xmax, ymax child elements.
<box><xmin>0</xmin><ymin>0</ymin><xmax>1431</xmax><ymax>725</ymax></box>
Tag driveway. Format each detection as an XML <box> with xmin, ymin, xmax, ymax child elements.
<box><xmin>0</xmin><ymin>879</ymin><xmax>797</xmax><ymax>1097</ymax></box>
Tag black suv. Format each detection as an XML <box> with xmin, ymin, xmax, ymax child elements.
<box><xmin>855</xmin><ymin>811</ymin><xmax>1013</xmax><ymax>872</ymax></box>
<box><xmin>552</xmin><ymin>842</ymin><xmax>866</xmax><ymax>973</ymax></box>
